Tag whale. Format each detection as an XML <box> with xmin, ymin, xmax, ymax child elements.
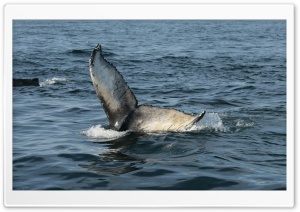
<box><xmin>89</xmin><ymin>44</ymin><xmax>206</xmax><ymax>132</ymax></box>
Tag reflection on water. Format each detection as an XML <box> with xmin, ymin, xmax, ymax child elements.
<box><xmin>78</xmin><ymin>132</ymin><xmax>209</xmax><ymax>178</ymax></box>
<box><xmin>78</xmin><ymin>133</ymin><xmax>146</xmax><ymax>175</ymax></box>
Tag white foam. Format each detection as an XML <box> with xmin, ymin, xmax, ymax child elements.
<box><xmin>236</xmin><ymin>119</ymin><xmax>255</xmax><ymax>127</ymax></box>
<box><xmin>40</xmin><ymin>77</ymin><xmax>67</xmax><ymax>87</ymax></box>
<box><xmin>188</xmin><ymin>112</ymin><xmax>227</xmax><ymax>132</ymax></box>
<box><xmin>81</xmin><ymin>124</ymin><xmax>128</xmax><ymax>141</ymax></box>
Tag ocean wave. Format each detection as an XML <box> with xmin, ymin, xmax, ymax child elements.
<box><xmin>40</xmin><ymin>77</ymin><xmax>68</xmax><ymax>87</ymax></box>
<box><xmin>159</xmin><ymin>55</ymin><xmax>190</xmax><ymax>60</ymax></box>
<box><xmin>209</xmin><ymin>99</ymin><xmax>238</xmax><ymax>107</ymax></box>
<box><xmin>80</xmin><ymin>124</ymin><xmax>128</xmax><ymax>141</ymax></box>
<box><xmin>231</xmin><ymin>85</ymin><xmax>256</xmax><ymax>92</ymax></box>
<box><xmin>13</xmin><ymin>58</ymin><xmax>42</xmax><ymax>66</ymax></box>
<box><xmin>188</xmin><ymin>112</ymin><xmax>227</xmax><ymax>132</ymax></box>
<box><xmin>68</xmin><ymin>49</ymin><xmax>117</xmax><ymax>57</ymax></box>
<box><xmin>68</xmin><ymin>49</ymin><xmax>90</xmax><ymax>55</ymax></box>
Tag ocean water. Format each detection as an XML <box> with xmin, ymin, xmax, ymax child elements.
<box><xmin>13</xmin><ymin>20</ymin><xmax>286</xmax><ymax>190</ymax></box>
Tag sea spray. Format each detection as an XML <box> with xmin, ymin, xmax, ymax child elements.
<box><xmin>81</xmin><ymin>124</ymin><xmax>128</xmax><ymax>141</ymax></box>
<box><xmin>40</xmin><ymin>77</ymin><xmax>68</xmax><ymax>87</ymax></box>
<box><xmin>188</xmin><ymin>112</ymin><xmax>227</xmax><ymax>132</ymax></box>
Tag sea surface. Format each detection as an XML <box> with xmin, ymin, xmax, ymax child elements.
<box><xmin>13</xmin><ymin>20</ymin><xmax>286</xmax><ymax>190</ymax></box>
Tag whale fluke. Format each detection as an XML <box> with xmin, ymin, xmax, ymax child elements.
<box><xmin>89</xmin><ymin>44</ymin><xmax>205</xmax><ymax>132</ymax></box>
<box><xmin>89</xmin><ymin>44</ymin><xmax>138</xmax><ymax>130</ymax></box>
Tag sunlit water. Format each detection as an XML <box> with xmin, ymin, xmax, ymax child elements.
<box><xmin>13</xmin><ymin>20</ymin><xmax>286</xmax><ymax>190</ymax></box>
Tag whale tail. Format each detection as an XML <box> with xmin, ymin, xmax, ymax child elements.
<box><xmin>89</xmin><ymin>44</ymin><xmax>138</xmax><ymax>130</ymax></box>
<box><xmin>89</xmin><ymin>44</ymin><xmax>205</xmax><ymax>132</ymax></box>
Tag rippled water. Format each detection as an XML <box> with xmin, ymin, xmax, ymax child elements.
<box><xmin>13</xmin><ymin>20</ymin><xmax>286</xmax><ymax>190</ymax></box>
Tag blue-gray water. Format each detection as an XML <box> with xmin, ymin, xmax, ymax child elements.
<box><xmin>13</xmin><ymin>20</ymin><xmax>286</xmax><ymax>190</ymax></box>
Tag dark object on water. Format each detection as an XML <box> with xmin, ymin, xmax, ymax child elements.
<box><xmin>13</xmin><ymin>78</ymin><xmax>40</xmax><ymax>87</ymax></box>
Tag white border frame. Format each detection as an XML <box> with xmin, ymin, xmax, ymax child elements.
<box><xmin>3</xmin><ymin>4</ymin><xmax>294</xmax><ymax>207</ymax></box>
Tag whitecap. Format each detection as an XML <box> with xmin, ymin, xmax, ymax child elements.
<box><xmin>236</xmin><ymin>119</ymin><xmax>255</xmax><ymax>127</ymax></box>
<box><xmin>40</xmin><ymin>77</ymin><xmax>68</xmax><ymax>87</ymax></box>
<box><xmin>80</xmin><ymin>124</ymin><xmax>128</xmax><ymax>141</ymax></box>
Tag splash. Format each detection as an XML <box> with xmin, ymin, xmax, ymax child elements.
<box><xmin>81</xmin><ymin>124</ymin><xmax>128</xmax><ymax>141</ymax></box>
<box><xmin>236</xmin><ymin>119</ymin><xmax>255</xmax><ymax>127</ymax></box>
<box><xmin>81</xmin><ymin>114</ymin><xmax>226</xmax><ymax>139</ymax></box>
<box><xmin>188</xmin><ymin>112</ymin><xmax>227</xmax><ymax>132</ymax></box>
<box><xmin>40</xmin><ymin>77</ymin><xmax>68</xmax><ymax>87</ymax></box>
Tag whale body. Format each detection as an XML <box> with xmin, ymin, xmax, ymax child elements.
<box><xmin>89</xmin><ymin>44</ymin><xmax>205</xmax><ymax>132</ymax></box>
